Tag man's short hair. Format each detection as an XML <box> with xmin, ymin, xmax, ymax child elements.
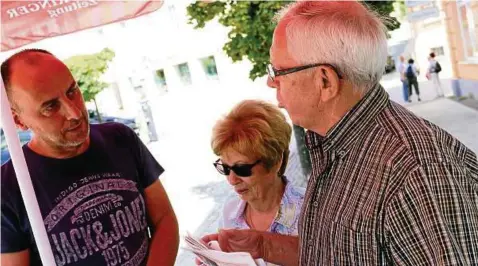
<box><xmin>275</xmin><ymin>1</ymin><xmax>388</xmax><ymax>91</ymax></box>
<box><xmin>408</xmin><ymin>58</ymin><xmax>414</xmax><ymax>64</ymax></box>
<box><xmin>1</xmin><ymin>49</ymin><xmax>54</xmax><ymax>97</ymax></box>
<box><xmin>429</xmin><ymin>52</ymin><xmax>436</xmax><ymax>58</ymax></box>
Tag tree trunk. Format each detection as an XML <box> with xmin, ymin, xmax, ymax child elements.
<box><xmin>93</xmin><ymin>98</ymin><xmax>102</xmax><ymax>123</ymax></box>
<box><xmin>293</xmin><ymin>124</ymin><xmax>312</xmax><ymax>178</ymax></box>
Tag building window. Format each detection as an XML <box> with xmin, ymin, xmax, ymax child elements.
<box><xmin>430</xmin><ymin>46</ymin><xmax>445</xmax><ymax>56</ymax></box>
<box><xmin>176</xmin><ymin>63</ymin><xmax>192</xmax><ymax>86</ymax></box>
<box><xmin>200</xmin><ymin>56</ymin><xmax>219</xmax><ymax>80</ymax></box>
<box><xmin>457</xmin><ymin>1</ymin><xmax>478</xmax><ymax>59</ymax></box>
<box><xmin>154</xmin><ymin>69</ymin><xmax>168</xmax><ymax>90</ymax></box>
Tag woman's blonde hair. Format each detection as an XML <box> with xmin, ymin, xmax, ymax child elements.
<box><xmin>211</xmin><ymin>100</ymin><xmax>292</xmax><ymax>176</ymax></box>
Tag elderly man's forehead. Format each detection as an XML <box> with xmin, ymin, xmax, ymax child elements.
<box><xmin>274</xmin><ymin>21</ymin><xmax>288</xmax><ymax>44</ymax></box>
<box><xmin>270</xmin><ymin>21</ymin><xmax>298</xmax><ymax>68</ymax></box>
<box><xmin>271</xmin><ymin>22</ymin><xmax>287</xmax><ymax>52</ymax></box>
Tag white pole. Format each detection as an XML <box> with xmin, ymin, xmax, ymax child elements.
<box><xmin>0</xmin><ymin>77</ymin><xmax>56</xmax><ymax>265</ymax></box>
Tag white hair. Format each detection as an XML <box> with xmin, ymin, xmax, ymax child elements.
<box><xmin>276</xmin><ymin>1</ymin><xmax>388</xmax><ymax>91</ymax></box>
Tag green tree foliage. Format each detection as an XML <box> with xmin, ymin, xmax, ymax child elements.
<box><xmin>187</xmin><ymin>1</ymin><xmax>400</xmax><ymax>80</ymax></box>
<box><xmin>392</xmin><ymin>0</ymin><xmax>408</xmax><ymax>20</ymax></box>
<box><xmin>64</xmin><ymin>48</ymin><xmax>115</xmax><ymax>122</ymax></box>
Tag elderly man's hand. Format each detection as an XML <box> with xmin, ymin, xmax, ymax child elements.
<box><xmin>196</xmin><ymin>229</ymin><xmax>298</xmax><ymax>266</ymax></box>
<box><xmin>202</xmin><ymin>229</ymin><xmax>265</xmax><ymax>258</ymax></box>
<box><xmin>195</xmin><ymin>230</ymin><xmax>264</xmax><ymax>265</ymax></box>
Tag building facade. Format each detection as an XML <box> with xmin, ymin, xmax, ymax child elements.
<box><xmin>443</xmin><ymin>0</ymin><xmax>478</xmax><ymax>98</ymax></box>
<box><xmin>397</xmin><ymin>0</ymin><xmax>477</xmax><ymax>97</ymax></box>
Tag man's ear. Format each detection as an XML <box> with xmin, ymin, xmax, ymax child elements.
<box><xmin>316</xmin><ymin>66</ymin><xmax>341</xmax><ymax>103</ymax></box>
<box><xmin>11</xmin><ymin>109</ymin><xmax>29</xmax><ymax>131</ymax></box>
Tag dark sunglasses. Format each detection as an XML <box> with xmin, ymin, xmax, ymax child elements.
<box><xmin>267</xmin><ymin>63</ymin><xmax>343</xmax><ymax>81</ymax></box>
<box><xmin>213</xmin><ymin>159</ymin><xmax>261</xmax><ymax>177</ymax></box>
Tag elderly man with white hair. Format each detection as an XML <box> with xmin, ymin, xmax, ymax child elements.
<box><xmin>200</xmin><ymin>1</ymin><xmax>478</xmax><ymax>266</ymax></box>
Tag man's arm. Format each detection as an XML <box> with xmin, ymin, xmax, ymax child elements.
<box><xmin>202</xmin><ymin>229</ymin><xmax>299</xmax><ymax>266</ymax></box>
<box><xmin>1</xmin><ymin>249</ymin><xmax>30</xmax><ymax>266</ymax></box>
<box><xmin>144</xmin><ymin>180</ymin><xmax>179</xmax><ymax>266</ymax></box>
<box><xmin>385</xmin><ymin>166</ymin><xmax>478</xmax><ymax>265</ymax></box>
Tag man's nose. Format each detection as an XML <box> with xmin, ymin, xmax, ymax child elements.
<box><xmin>267</xmin><ymin>77</ymin><xmax>277</xmax><ymax>89</ymax></box>
<box><xmin>62</xmin><ymin>99</ymin><xmax>82</xmax><ymax>120</ymax></box>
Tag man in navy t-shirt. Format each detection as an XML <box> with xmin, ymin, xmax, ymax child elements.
<box><xmin>1</xmin><ymin>49</ymin><xmax>179</xmax><ymax>265</ymax></box>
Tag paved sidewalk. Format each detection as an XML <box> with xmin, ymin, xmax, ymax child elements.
<box><xmin>146</xmin><ymin>72</ymin><xmax>477</xmax><ymax>265</ymax></box>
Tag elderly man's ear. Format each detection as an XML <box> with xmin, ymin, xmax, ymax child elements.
<box><xmin>315</xmin><ymin>66</ymin><xmax>341</xmax><ymax>103</ymax></box>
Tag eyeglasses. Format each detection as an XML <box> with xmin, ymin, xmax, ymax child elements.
<box><xmin>267</xmin><ymin>63</ymin><xmax>342</xmax><ymax>82</ymax></box>
<box><xmin>213</xmin><ymin>159</ymin><xmax>261</xmax><ymax>177</ymax></box>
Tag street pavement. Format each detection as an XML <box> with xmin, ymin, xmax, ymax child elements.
<box><xmin>145</xmin><ymin>72</ymin><xmax>478</xmax><ymax>265</ymax></box>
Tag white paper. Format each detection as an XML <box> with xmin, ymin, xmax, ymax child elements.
<box><xmin>184</xmin><ymin>232</ymin><xmax>267</xmax><ymax>266</ymax></box>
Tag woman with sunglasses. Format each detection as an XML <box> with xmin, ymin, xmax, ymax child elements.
<box><xmin>199</xmin><ymin>100</ymin><xmax>305</xmax><ymax>265</ymax></box>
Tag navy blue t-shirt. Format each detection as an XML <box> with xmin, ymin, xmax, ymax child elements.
<box><xmin>1</xmin><ymin>123</ymin><xmax>164</xmax><ymax>266</ymax></box>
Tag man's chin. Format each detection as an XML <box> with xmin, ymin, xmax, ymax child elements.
<box><xmin>64</xmin><ymin>127</ymin><xmax>90</xmax><ymax>147</ymax></box>
<box><xmin>63</xmin><ymin>136</ymin><xmax>88</xmax><ymax>147</ymax></box>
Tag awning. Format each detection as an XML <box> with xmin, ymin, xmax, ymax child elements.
<box><xmin>1</xmin><ymin>0</ymin><xmax>164</xmax><ymax>52</ymax></box>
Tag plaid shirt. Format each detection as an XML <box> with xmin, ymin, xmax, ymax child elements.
<box><xmin>298</xmin><ymin>84</ymin><xmax>478</xmax><ymax>265</ymax></box>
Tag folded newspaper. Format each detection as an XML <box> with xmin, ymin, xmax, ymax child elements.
<box><xmin>183</xmin><ymin>232</ymin><xmax>266</xmax><ymax>266</ymax></box>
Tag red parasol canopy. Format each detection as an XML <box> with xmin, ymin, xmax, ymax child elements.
<box><xmin>1</xmin><ymin>0</ymin><xmax>164</xmax><ymax>52</ymax></box>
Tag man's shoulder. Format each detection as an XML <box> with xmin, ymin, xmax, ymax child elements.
<box><xmin>376</xmin><ymin>102</ymin><xmax>473</xmax><ymax>165</ymax></box>
<box><xmin>91</xmin><ymin>122</ymin><xmax>137</xmax><ymax>144</ymax></box>
<box><xmin>92</xmin><ymin>122</ymin><xmax>133</xmax><ymax>136</ymax></box>
<box><xmin>1</xmin><ymin>160</ymin><xmax>17</xmax><ymax>184</ymax></box>
<box><xmin>1</xmin><ymin>161</ymin><xmax>21</xmax><ymax>204</ymax></box>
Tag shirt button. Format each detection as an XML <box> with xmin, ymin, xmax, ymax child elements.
<box><xmin>338</xmin><ymin>150</ymin><xmax>346</xmax><ymax>157</ymax></box>
<box><xmin>308</xmin><ymin>239</ymin><xmax>314</xmax><ymax>245</ymax></box>
<box><xmin>313</xmin><ymin>201</ymin><xmax>319</xmax><ymax>207</ymax></box>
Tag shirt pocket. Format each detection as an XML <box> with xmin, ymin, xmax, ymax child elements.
<box><xmin>331</xmin><ymin>220</ymin><xmax>378</xmax><ymax>265</ymax></box>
